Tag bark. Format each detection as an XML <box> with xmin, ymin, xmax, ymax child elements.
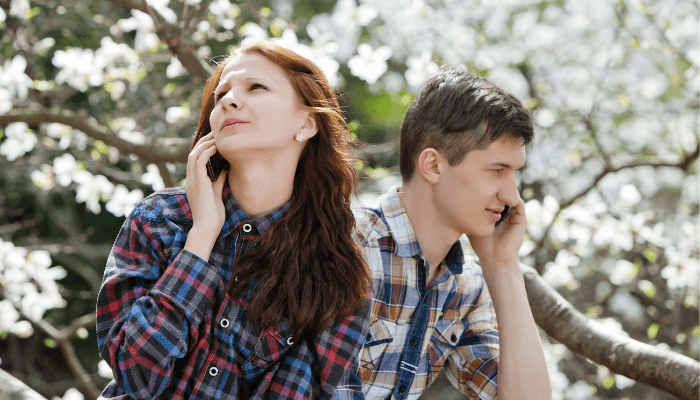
<box><xmin>0</xmin><ymin>107</ymin><xmax>190</xmax><ymax>163</ymax></box>
<box><xmin>0</xmin><ymin>369</ymin><xmax>48</xmax><ymax>400</ymax></box>
<box><xmin>522</xmin><ymin>264</ymin><xmax>700</xmax><ymax>400</ymax></box>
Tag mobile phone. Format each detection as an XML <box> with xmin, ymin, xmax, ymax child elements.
<box><xmin>495</xmin><ymin>205</ymin><xmax>511</xmax><ymax>226</ymax></box>
<box><xmin>206</xmin><ymin>152</ymin><xmax>228</xmax><ymax>182</ymax></box>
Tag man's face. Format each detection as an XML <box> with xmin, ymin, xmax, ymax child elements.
<box><xmin>434</xmin><ymin>136</ymin><xmax>526</xmax><ymax>238</ymax></box>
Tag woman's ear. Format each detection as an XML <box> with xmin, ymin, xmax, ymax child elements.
<box><xmin>297</xmin><ymin>112</ymin><xmax>318</xmax><ymax>141</ymax></box>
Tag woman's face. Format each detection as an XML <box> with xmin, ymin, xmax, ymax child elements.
<box><xmin>209</xmin><ymin>52</ymin><xmax>311</xmax><ymax>161</ymax></box>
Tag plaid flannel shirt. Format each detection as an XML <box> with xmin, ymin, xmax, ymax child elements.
<box><xmin>96</xmin><ymin>184</ymin><xmax>369</xmax><ymax>400</ymax></box>
<box><xmin>354</xmin><ymin>187</ymin><xmax>499</xmax><ymax>400</ymax></box>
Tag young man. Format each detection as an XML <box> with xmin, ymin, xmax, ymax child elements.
<box><xmin>354</xmin><ymin>68</ymin><xmax>551</xmax><ymax>399</ymax></box>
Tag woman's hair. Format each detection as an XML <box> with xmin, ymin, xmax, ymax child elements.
<box><xmin>191</xmin><ymin>41</ymin><xmax>370</xmax><ymax>341</ymax></box>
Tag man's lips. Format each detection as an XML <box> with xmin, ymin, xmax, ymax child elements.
<box><xmin>221</xmin><ymin>118</ymin><xmax>247</xmax><ymax>130</ymax></box>
<box><xmin>487</xmin><ymin>208</ymin><xmax>504</xmax><ymax>221</ymax></box>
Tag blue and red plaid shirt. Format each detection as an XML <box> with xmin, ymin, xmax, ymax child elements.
<box><xmin>96</xmin><ymin>184</ymin><xmax>370</xmax><ymax>400</ymax></box>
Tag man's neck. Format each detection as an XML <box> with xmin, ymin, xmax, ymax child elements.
<box><xmin>398</xmin><ymin>183</ymin><xmax>461</xmax><ymax>285</ymax></box>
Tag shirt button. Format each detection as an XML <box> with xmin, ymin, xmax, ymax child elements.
<box><xmin>399</xmin><ymin>384</ymin><xmax>407</xmax><ymax>393</ymax></box>
<box><xmin>220</xmin><ymin>318</ymin><xmax>229</xmax><ymax>328</ymax></box>
<box><xmin>366</xmin><ymin>333</ymin><xmax>372</xmax><ymax>341</ymax></box>
<box><xmin>410</xmin><ymin>338</ymin><xmax>418</xmax><ymax>346</ymax></box>
<box><xmin>286</xmin><ymin>337</ymin><xmax>294</xmax><ymax>346</ymax></box>
<box><xmin>242</xmin><ymin>223</ymin><xmax>252</xmax><ymax>233</ymax></box>
<box><xmin>209</xmin><ymin>367</ymin><xmax>219</xmax><ymax>376</ymax></box>
<box><xmin>451</xmin><ymin>333</ymin><xmax>457</xmax><ymax>343</ymax></box>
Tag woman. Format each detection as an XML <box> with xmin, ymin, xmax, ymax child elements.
<box><xmin>96</xmin><ymin>42</ymin><xmax>371</xmax><ymax>400</ymax></box>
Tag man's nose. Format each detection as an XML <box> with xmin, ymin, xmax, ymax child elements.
<box><xmin>498</xmin><ymin>179</ymin><xmax>521</xmax><ymax>207</ymax></box>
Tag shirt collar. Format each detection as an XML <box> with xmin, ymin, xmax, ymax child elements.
<box><xmin>220</xmin><ymin>179</ymin><xmax>293</xmax><ymax>237</ymax></box>
<box><xmin>378</xmin><ymin>186</ymin><xmax>464</xmax><ymax>274</ymax></box>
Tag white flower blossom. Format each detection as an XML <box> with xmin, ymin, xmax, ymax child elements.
<box><xmin>404</xmin><ymin>51</ymin><xmax>439</xmax><ymax>88</ymax></box>
<box><xmin>348</xmin><ymin>43</ymin><xmax>392</xmax><ymax>84</ymax></box>
<box><xmin>9</xmin><ymin>0</ymin><xmax>30</xmax><ymax>18</ymax></box>
<box><xmin>0</xmin><ymin>122</ymin><xmax>37</xmax><ymax>161</ymax></box>
<box><xmin>52</xmin><ymin>153</ymin><xmax>80</xmax><ymax>187</ymax></box>
<box><xmin>141</xmin><ymin>164</ymin><xmax>165</xmax><ymax>191</ymax></box>
<box><xmin>46</xmin><ymin>123</ymin><xmax>73</xmax><ymax>150</ymax></box>
<box><xmin>609</xmin><ymin>260</ymin><xmax>637</xmax><ymax>286</ymax></box>
<box><xmin>74</xmin><ymin>171</ymin><xmax>115</xmax><ymax>214</ymax></box>
<box><xmin>609</xmin><ymin>289</ymin><xmax>645</xmax><ymax>322</ymax></box>
<box><xmin>98</xmin><ymin>360</ymin><xmax>114</xmax><ymax>379</ymax></box>
<box><xmin>166</xmin><ymin>57</ymin><xmax>185</xmax><ymax>78</ymax></box>
<box><xmin>0</xmin><ymin>88</ymin><xmax>12</xmax><ymax>115</ymax></box>
<box><xmin>105</xmin><ymin>185</ymin><xmax>144</xmax><ymax>217</ymax></box>
<box><xmin>0</xmin><ymin>55</ymin><xmax>34</xmax><ymax>99</ymax></box>
<box><xmin>165</xmin><ymin>106</ymin><xmax>190</xmax><ymax>124</ymax></box>
<box><xmin>52</xmin><ymin>388</ymin><xmax>84</xmax><ymax>400</ymax></box>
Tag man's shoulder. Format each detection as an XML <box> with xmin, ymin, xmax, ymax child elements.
<box><xmin>353</xmin><ymin>207</ymin><xmax>391</xmax><ymax>245</ymax></box>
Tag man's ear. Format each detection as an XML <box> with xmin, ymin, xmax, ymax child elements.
<box><xmin>417</xmin><ymin>148</ymin><xmax>442</xmax><ymax>184</ymax></box>
<box><xmin>298</xmin><ymin>111</ymin><xmax>318</xmax><ymax>140</ymax></box>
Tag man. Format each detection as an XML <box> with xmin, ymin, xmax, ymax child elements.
<box><xmin>354</xmin><ymin>68</ymin><xmax>551</xmax><ymax>399</ymax></box>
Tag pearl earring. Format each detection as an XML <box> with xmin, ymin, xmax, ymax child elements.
<box><xmin>295</xmin><ymin>133</ymin><xmax>303</xmax><ymax>142</ymax></box>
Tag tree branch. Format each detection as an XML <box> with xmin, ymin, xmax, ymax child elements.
<box><xmin>0</xmin><ymin>368</ymin><xmax>48</xmax><ymax>400</ymax></box>
<box><xmin>0</xmin><ymin>107</ymin><xmax>190</xmax><ymax>163</ymax></box>
<box><xmin>109</xmin><ymin>0</ymin><xmax>212</xmax><ymax>82</ymax></box>
<box><xmin>523</xmin><ymin>264</ymin><xmax>700</xmax><ymax>400</ymax></box>
<box><xmin>534</xmin><ymin>143</ymin><xmax>699</xmax><ymax>250</ymax></box>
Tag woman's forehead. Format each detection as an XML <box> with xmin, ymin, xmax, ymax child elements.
<box><xmin>218</xmin><ymin>52</ymin><xmax>288</xmax><ymax>86</ymax></box>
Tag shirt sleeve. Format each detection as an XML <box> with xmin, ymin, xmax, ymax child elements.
<box><xmin>444</xmin><ymin>271</ymin><xmax>500</xmax><ymax>400</ymax></box>
<box><xmin>258</xmin><ymin>299</ymin><xmax>371</xmax><ymax>400</ymax></box>
<box><xmin>95</xmin><ymin>209</ymin><xmax>223</xmax><ymax>399</ymax></box>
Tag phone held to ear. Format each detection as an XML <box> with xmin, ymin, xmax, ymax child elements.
<box><xmin>495</xmin><ymin>205</ymin><xmax>511</xmax><ymax>226</ymax></box>
<box><xmin>206</xmin><ymin>152</ymin><xmax>227</xmax><ymax>182</ymax></box>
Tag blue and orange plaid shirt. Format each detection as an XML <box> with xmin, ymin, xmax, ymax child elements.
<box><xmin>96</xmin><ymin>184</ymin><xmax>370</xmax><ymax>400</ymax></box>
<box><xmin>354</xmin><ymin>187</ymin><xmax>499</xmax><ymax>400</ymax></box>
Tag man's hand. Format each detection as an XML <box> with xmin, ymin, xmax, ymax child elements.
<box><xmin>468</xmin><ymin>197</ymin><xmax>527</xmax><ymax>268</ymax></box>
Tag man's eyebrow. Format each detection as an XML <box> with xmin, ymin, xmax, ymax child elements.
<box><xmin>489</xmin><ymin>162</ymin><xmax>525</xmax><ymax>170</ymax></box>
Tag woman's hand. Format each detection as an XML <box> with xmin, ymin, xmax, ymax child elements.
<box><xmin>183</xmin><ymin>132</ymin><xmax>227</xmax><ymax>261</ymax></box>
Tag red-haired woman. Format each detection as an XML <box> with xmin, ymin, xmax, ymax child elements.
<box><xmin>96</xmin><ymin>42</ymin><xmax>371</xmax><ymax>400</ymax></box>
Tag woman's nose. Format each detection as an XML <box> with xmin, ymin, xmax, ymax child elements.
<box><xmin>220</xmin><ymin>91</ymin><xmax>241</xmax><ymax>110</ymax></box>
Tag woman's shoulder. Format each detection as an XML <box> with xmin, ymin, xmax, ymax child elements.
<box><xmin>130</xmin><ymin>187</ymin><xmax>192</xmax><ymax>223</ymax></box>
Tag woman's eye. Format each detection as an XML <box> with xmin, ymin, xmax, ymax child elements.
<box><xmin>250</xmin><ymin>83</ymin><xmax>267</xmax><ymax>91</ymax></box>
<box><xmin>215</xmin><ymin>91</ymin><xmax>225</xmax><ymax>102</ymax></box>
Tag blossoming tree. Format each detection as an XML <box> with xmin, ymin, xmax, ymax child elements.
<box><xmin>0</xmin><ymin>0</ymin><xmax>697</xmax><ymax>399</ymax></box>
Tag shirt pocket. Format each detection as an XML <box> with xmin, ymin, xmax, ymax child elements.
<box><xmin>427</xmin><ymin>316</ymin><xmax>464</xmax><ymax>384</ymax></box>
<box><xmin>360</xmin><ymin>317</ymin><xmax>395</xmax><ymax>382</ymax></box>
<box><xmin>248</xmin><ymin>318</ymin><xmax>295</xmax><ymax>368</ymax></box>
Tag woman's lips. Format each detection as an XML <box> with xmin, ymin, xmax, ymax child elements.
<box><xmin>221</xmin><ymin>118</ymin><xmax>247</xmax><ymax>130</ymax></box>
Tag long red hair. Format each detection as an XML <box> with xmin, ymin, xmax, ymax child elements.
<box><xmin>191</xmin><ymin>42</ymin><xmax>370</xmax><ymax>340</ymax></box>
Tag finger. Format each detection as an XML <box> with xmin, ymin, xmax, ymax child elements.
<box><xmin>194</xmin><ymin>145</ymin><xmax>219</xmax><ymax>179</ymax></box>
<box><xmin>188</xmin><ymin>139</ymin><xmax>216</xmax><ymax>178</ymax></box>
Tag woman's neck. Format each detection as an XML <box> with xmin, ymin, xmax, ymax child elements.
<box><xmin>226</xmin><ymin>151</ymin><xmax>299</xmax><ymax>219</ymax></box>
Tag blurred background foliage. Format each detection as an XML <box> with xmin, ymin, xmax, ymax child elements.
<box><xmin>0</xmin><ymin>0</ymin><xmax>697</xmax><ymax>399</ymax></box>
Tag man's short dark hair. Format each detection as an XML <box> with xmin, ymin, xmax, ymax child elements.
<box><xmin>399</xmin><ymin>67</ymin><xmax>534</xmax><ymax>181</ymax></box>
